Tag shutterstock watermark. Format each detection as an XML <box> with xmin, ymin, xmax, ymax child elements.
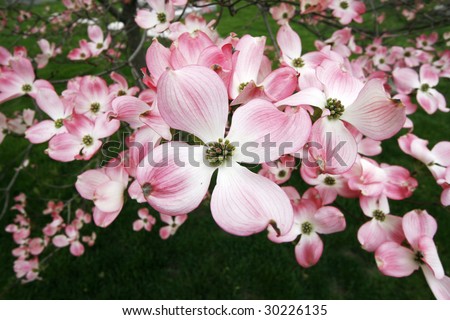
<box><xmin>101</xmin><ymin>132</ymin><xmax>348</xmax><ymax>169</ymax></box>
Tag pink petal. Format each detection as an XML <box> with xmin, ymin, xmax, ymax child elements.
<box><xmin>157</xmin><ymin>65</ymin><xmax>228</xmax><ymax>143</ymax></box>
<box><xmin>432</xmin><ymin>141</ymin><xmax>450</xmax><ymax>167</ymax></box>
<box><xmin>418</xmin><ymin>236</ymin><xmax>444</xmax><ymax>279</ymax></box>
<box><xmin>25</xmin><ymin>120</ymin><xmax>59</xmax><ymax>144</ymax></box>
<box><xmin>341</xmin><ymin>79</ymin><xmax>406</xmax><ymax>140</ymax></box>
<box><xmin>358</xmin><ymin>137</ymin><xmax>382</xmax><ymax>156</ymax></box>
<box><xmin>227</xmin><ymin>99</ymin><xmax>311</xmax><ymax>163</ymax></box>
<box><xmin>93</xmin><ymin>207</ymin><xmax>121</xmax><ymax>228</ymax></box>
<box><xmin>135</xmin><ymin>9</ymin><xmax>158</xmax><ymax>29</ymax></box>
<box><xmin>137</xmin><ymin>208</ymin><xmax>149</xmax><ymax>219</ymax></box>
<box><xmin>139</xmin><ymin>102</ymin><xmax>171</xmax><ymax>140</ymax></box>
<box><xmin>92</xmin><ymin>113</ymin><xmax>120</xmax><ymax>139</ymax></box>
<box><xmin>359</xmin><ymin>195</ymin><xmax>390</xmax><ymax>217</ymax></box>
<box><xmin>402</xmin><ymin>209</ymin><xmax>437</xmax><ymax>249</ymax></box>
<box><xmin>358</xmin><ymin>220</ymin><xmax>391</xmax><ymax>252</ymax></box>
<box><xmin>160</xmin><ymin>213</ymin><xmax>174</xmax><ymax>225</ymax></box>
<box><xmin>230</xmin><ymin>35</ymin><xmax>266</xmax><ymax>99</ymax></box>
<box><xmin>417</xmin><ymin>90</ymin><xmax>438</xmax><ymax>114</ymax></box>
<box><xmin>46</xmin><ymin>133</ymin><xmax>81</xmax><ymax>162</ymax></box>
<box><xmin>393</xmin><ymin>68</ymin><xmax>420</xmax><ymax>94</ymax></box>
<box><xmin>128</xmin><ymin>179</ymin><xmax>146</xmax><ymax>203</ymax></box>
<box><xmin>75</xmin><ymin>169</ymin><xmax>110</xmax><ymax>200</ymax></box>
<box><xmin>133</xmin><ymin>220</ymin><xmax>145</xmax><ymax>231</ymax></box>
<box><xmin>275</xmin><ymin>87</ymin><xmax>327</xmax><ymax>108</ymax></box>
<box><xmin>111</xmin><ymin>95</ymin><xmax>150</xmax><ymax>129</ymax></box>
<box><xmin>422</xmin><ymin>265</ymin><xmax>450</xmax><ymax>300</ymax></box>
<box><xmin>441</xmin><ymin>188</ymin><xmax>450</xmax><ymax>207</ymax></box>
<box><xmin>52</xmin><ymin>235</ymin><xmax>70</xmax><ymax>247</ymax></box>
<box><xmin>316</xmin><ymin>60</ymin><xmax>363</xmax><ymax>106</ymax></box>
<box><xmin>159</xmin><ymin>226</ymin><xmax>172</xmax><ymax>240</ymax></box>
<box><xmin>145</xmin><ymin>39</ymin><xmax>170</xmax><ymax>83</ymax></box>
<box><xmin>88</xmin><ymin>25</ymin><xmax>103</xmax><ymax>43</ymax></box>
<box><xmin>70</xmin><ymin>241</ymin><xmax>85</xmax><ymax>256</ymax></box>
<box><xmin>93</xmin><ymin>181</ymin><xmax>125</xmax><ymax>213</ymax></box>
<box><xmin>10</xmin><ymin>57</ymin><xmax>35</xmax><ymax>84</ymax></box>
<box><xmin>307</xmin><ymin>117</ymin><xmax>357</xmax><ymax>174</ymax></box>
<box><xmin>136</xmin><ymin>142</ymin><xmax>214</xmax><ymax>215</ymax></box>
<box><xmin>295</xmin><ymin>233</ymin><xmax>323</xmax><ymax>268</ymax></box>
<box><xmin>210</xmin><ymin>163</ymin><xmax>293</xmax><ymax>236</ymax></box>
<box><xmin>375</xmin><ymin>242</ymin><xmax>419</xmax><ymax>277</ymax></box>
<box><xmin>420</xmin><ymin>64</ymin><xmax>439</xmax><ymax>87</ymax></box>
<box><xmin>277</xmin><ymin>23</ymin><xmax>302</xmax><ymax>61</ymax></box>
<box><xmin>313</xmin><ymin>206</ymin><xmax>346</xmax><ymax>234</ymax></box>
<box><xmin>261</xmin><ymin>67</ymin><xmax>298</xmax><ymax>101</ymax></box>
<box><xmin>173</xmin><ymin>31</ymin><xmax>214</xmax><ymax>66</ymax></box>
<box><xmin>35</xmin><ymin>88</ymin><xmax>65</xmax><ymax>120</ymax></box>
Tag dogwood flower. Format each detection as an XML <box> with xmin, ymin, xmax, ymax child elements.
<box><xmin>0</xmin><ymin>57</ymin><xmax>53</xmax><ymax>103</ymax></box>
<box><xmin>133</xmin><ymin>208</ymin><xmax>156</xmax><ymax>232</ymax></box>
<box><xmin>328</xmin><ymin>0</ymin><xmax>366</xmax><ymax>25</ymax></box>
<box><xmin>53</xmin><ymin>225</ymin><xmax>85</xmax><ymax>256</ymax></box>
<box><xmin>135</xmin><ymin>0</ymin><xmax>175</xmax><ymax>33</ymax></box>
<box><xmin>75</xmin><ymin>163</ymin><xmax>129</xmax><ymax>227</ymax></box>
<box><xmin>269</xmin><ymin>3</ymin><xmax>295</xmax><ymax>25</ymax></box>
<box><xmin>375</xmin><ymin>209</ymin><xmax>449</xmax><ymax>299</ymax></box>
<box><xmin>357</xmin><ymin>195</ymin><xmax>404</xmax><ymax>252</ymax></box>
<box><xmin>25</xmin><ymin>89</ymin><xmax>73</xmax><ymax>144</ymax></box>
<box><xmin>398</xmin><ymin>133</ymin><xmax>450</xmax><ymax>180</ymax></box>
<box><xmin>130</xmin><ymin>65</ymin><xmax>310</xmax><ymax>236</ymax></box>
<box><xmin>394</xmin><ymin>64</ymin><xmax>448</xmax><ymax>114</ymax></box>
<box><xmin>268</xmin><ymin>187</ymin><xmax>346</xmax><ymax>268</ymax></box>
<box><xmin>86</xmin><ymin>25</ymin><xmax>111</xmax><ymax>57</ymax></box>
<box><xmin>35</xmin><ymin>38</ymin><xmax>61</xmax><ymax>69</ymax></box>
<box><xmin>277</xmin><ymin>60</ymin><xmax>406</xmax><ymax>174</ymax></box>
<box><xmin>159</xmin><ymin>213</ymin><xmax>187</xmax><ymax>239</ymax></box>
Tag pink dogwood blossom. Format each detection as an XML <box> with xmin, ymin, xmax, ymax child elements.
<box><xmin>0</xmin><ymin>57</ymin><xmax>53</xmax><ymax>103</ymax></box>
<box><xmin>269</xmin><ymin>188</ymin><xmax>346</xmax><ymax>268</ymax></box>
<box><xmin>375</xmin><ymin>209</ymin><xmax>449</xmax><ymax>299</ymax></box>
<box><xmin>133</xmin><ymin>208</ymin><xmax>156</xmax><ymax>232</ymax></box>
<box><xmin>131</xmin><ymin>65</ymin><xmax>309</xmax><ymax>236</ymax></box>
<box><xmin>159</xmin><ymin>213</ymin><xmax>187</xmax><ymax>240</ymax></box>
<box><xmin>75</xmin><ymin>163</ymin><xmax>129</xmax><ymax>227</ymax></box>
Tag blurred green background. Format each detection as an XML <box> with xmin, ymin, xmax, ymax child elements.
<box><xmin>1</xmin><ymin>3</ymin><xmax>450</xmax><ymax>299</ymax></box>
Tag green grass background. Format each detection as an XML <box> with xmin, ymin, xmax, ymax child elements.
<box><xmin>1</xmin><ymin>4</ymin><xmax>450</xmax><ymax>299</ymax></box>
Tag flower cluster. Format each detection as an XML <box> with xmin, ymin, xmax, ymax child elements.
<box><xmin>5</xmin><ymin>194</ymin><xmax>96</xmax><ymax>283</ymax></box>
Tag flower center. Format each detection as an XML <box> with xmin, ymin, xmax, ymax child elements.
<box><xmin>292</xmin><ymin>57</ymin><xmax>304</xmax><ymax>68</ymax></box>
<box><xmin>404</xmin><ymin>51</ymin><xmax>411</xmax><ymax>57</ymax></box>
<box><xmin>142</xmin><ymin>183</ymin><xmax>152</xmax><ymax>198</ymax></box>
<box><xmin>282</xmin><ymin>12</ymin><xmax>288</xmax><ymax>19</ymax></box>
<box><xmin>22</xmin><ymin>84</ymin><xmax>32</xmax><ymax>93</ymax></box>
<box><xmin>96</xmin><ymin>43</ymin><xmax>103</xmax><ymax>49</ymax></box>
<box><xmin>278</xmin><ymin>170</ymin><xmax>286</xmax><ymax>178</ymax></box>
<box><xmin>340</xmin><ymin>1</ymin><xmax>349</xmax><ymax>9</ymax></box>
<box><xmin>414</xmin><ymin>251</ymin><xmax>424</xmax><ymax>264</ymax></box>
<box><xmin>117</xmin><ymin>90</ymin><xmax>127</xmax><ymax>96</ymax></box>
<box><xmin>82</xmin><ymin>135</ymin><xmax>94</xmax><ymax>146</ymax></box>
<box><xmin>379</xmin><ymin>58</ymin><xmax>385</xmax><ymax>64</ymax></box>
<box><xmin>157</xmin><ymin>12</ymin><xmax>167</xmax><ymax>24</ymax></box>
<box><xmin>301</xmin><ymin>221</ymin><xmax>313</xmax><ymax>235</ymax></box>
<box><xmin>206</xmin><ymin>138</ymin><xmax>235</xmax><ymax>166</ymax></box>
<box><xmin>325</xmin><ymin>98</ymin><xmax>345</xmax><ymax>119</ymax></box>
<box><xmin>239</xmin><ymin>82</ymin><xmax>249</xmax><ymax>92</ymax></box>
<box><xmin>90</xmin><ymin>102</ymin><xmax>100</xmax><ymax>113</ymax></box>
<box><xmin>324</xmin><ymin>176</ymin><xmax>336</xmax><ymax>186</ymax></box>
<box><xmin>372</xmin><ymin>209</ymin><xmax>386</xmax><ymax>222</ymax></box>
<box><xmin>420</xmin><ymin>83</ymin><xmax>430</xmax><ymax>92</ymax></box>
<box><xmin>54</xmin><ymin>118</ymin><xmax>64</xmax><ymax>129</ymax></box>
